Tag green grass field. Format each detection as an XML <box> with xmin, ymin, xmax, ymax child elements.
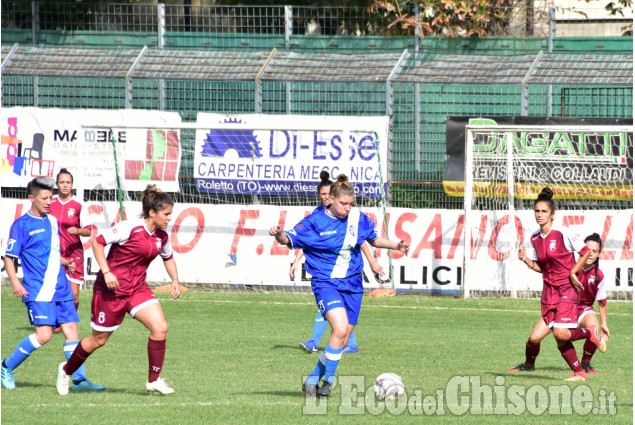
<box><xmin>1</xmin><ymin>287</ymin><xmax>632</xmax><ymax>424</ymax></box>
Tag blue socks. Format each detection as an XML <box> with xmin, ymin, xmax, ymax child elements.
<box><xmin>347</xmin><ymin>329</ymin><xmax>357</xmax><ymax>348</ymax></box>
<box><xmin>306</xmin><ymin>344</ymin><xmax>343</xmax><ymax>385</ymax></box>
<box><xmin>64</xmin><ymin>341</ymin><xmax>87</xmax><ymax>382</ymax></box>
<box><xmin>5</xmin><ymin>334</ymin><xmax>40</xmax><ymax>370</ymax></box>
<box><xmin>310</xmin><ymin>312</ymin><xmax>328</xmax><ymax>346</ymax></box>
<box><xmin>323</xmin><ymin>344</ymin><xmax>343</xmax><ymax>384</ymax></box>
<box><xmin>305</xmin><ymin>351</ymin><xmax>326</xmax><ymax>386</ymax></box>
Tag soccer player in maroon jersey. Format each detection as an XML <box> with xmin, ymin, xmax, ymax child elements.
<box><xmin>575</xmin><ymin>233</ymin><xmax>609</xmax><ymax>374</ymax></box>
<box><xmin>50</xmin><ymin>169</ymin><xmax>93</xmax><ymax>312</ymax></box>
<box><xmin>508</xmin><ymin>188</ymin><xmax>602</xmax><ymax>381</ymax></box>
<box><xmin>56</xmin><ymin>185</ymin><xmax>181</xmax><ymax>395</ymax></box>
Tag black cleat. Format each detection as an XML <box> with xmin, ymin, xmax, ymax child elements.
<box><xmin>302</xmin><ymin>382</ymin><xmax>318</xmax><ymax>397</ymax></box>
<box><xmin>508</xmin><ymin>363</ymin><xmax>535</xmax><ymax>372</ymax></box>
<box><xmin>316</xmin><ymin>381</ymin><xmax>333</xmax><ymax>397</ymax></box>
<box><xmin>581</xmin><ymin>362</ymin><xmax>598</xmax><ymax>375</ymax></box>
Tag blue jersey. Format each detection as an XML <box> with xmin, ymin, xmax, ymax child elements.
<box><xmin>285</xmin><ymin>207</ymin><xmax>378</xmax><ymax>286</ymax></box>
<box><xmin>5</xmin><ymin>212</ymin><xmax>72</xmax><ymax>303</ymax></box>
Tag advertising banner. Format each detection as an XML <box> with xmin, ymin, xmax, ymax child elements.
<box><xmin>2</xmin><ymin>201</ymin><xmax>631</xmax><ymax>296</ymax></box>
<box><xmin>1</xmin><ymin>107</ymin><xmax>182</xmax><ymax>192</ymax></box>
<box><xmin>444</xmin><ymin>116</ymin><xmax>633</xmax><ymax>200</ymax></box>
<box><xmin>194</xmin><ymin>114</ymin><xmax>389</xmax><ymax>197</ymax></box>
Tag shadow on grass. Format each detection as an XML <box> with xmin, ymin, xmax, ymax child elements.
<box><xmin>484</xmin><ymin>368</ymin><xmax>582</xmax><ymax>381</ymax></box>
<box><xmin>249</xmin><ymin>390</ymin><xmax>307</xmax><ymax>398</ymax></box>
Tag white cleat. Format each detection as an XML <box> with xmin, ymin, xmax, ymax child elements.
<box><xmin>146</xmin><ymin>377</ymin><xmax>174</xmax><ymax>395</ymax></box>
<box><xmin>56</xmin><ymin>362</ymin><xmax>71</xmax><ymax>395</ymax></box>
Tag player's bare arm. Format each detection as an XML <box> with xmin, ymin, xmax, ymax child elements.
<box><xmin>91</xmin><ymin>238</ymin><xmax>120</xmax><ymax>290</ymax></box>
<box><xmin>3</xmin><ymin>257</ymin><xmax>28</xmax><ymax>298</ymax></box>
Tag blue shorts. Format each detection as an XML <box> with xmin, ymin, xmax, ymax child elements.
<box><xmin>25</xmin><ymin>300</ymin><xmax>79</xmax><ymax>327</ymax></box>
<box><xmin>313</xmin><ymin>286</ymin><xmax>364</xmax><ymax>326</ymax></box>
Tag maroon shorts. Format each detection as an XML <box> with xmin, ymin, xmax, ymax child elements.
<box><xmin>576</xmin><ymin>304</ymin><xmax>595</xmax><ymax>325</ymax></box>
<box><xmin>541</xmin><ymin>302</ymin><xmax>578</xmax><ymax>329</ymax></box>
<box><xmin>65</xmin><ymin>253</ymin><xmax>85</xmax><ymax>285</ymax></box>
<box><xmin>90</xmin><ymin>286</ymin><xmax>159</xmax><ymax>331</ymax></box>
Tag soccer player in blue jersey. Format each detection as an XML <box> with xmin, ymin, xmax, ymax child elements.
<box><xmin>270</xmin><ymin>174</ymin><xmax>409</xmax><ymax>397</ymax></box>
<box><xmin>292</xmin><ymin>171</ymin><xmax>385</xmax><ymax>355</ymax></box>
<box><xmin>2</xmin><ymin>177</ymin><xmax>104</xmax><ymax>392</ymax></box>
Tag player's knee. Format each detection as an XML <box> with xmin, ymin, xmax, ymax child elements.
<box><xmin>152</xmin><ymin>320</ymin><xmax>169</xmax><ymax>338</ymax></box>
<box><xmin>553</xmin><ymin>328</ymin><xmax>569</xmax><ymax>341</ymax></box>
<box><xmin>36</xmin><ymin>332</ymin><xmax>52</xmax><ymax>345</ymax></box>
<box><xmin>331</xmin><ymin>323</ymin><xmax>348</xmax><ymax>339</ymax></box>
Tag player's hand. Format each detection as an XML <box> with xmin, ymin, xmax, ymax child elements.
<box><xmin>269</xmin><ymin>225</ymin><xmax>282</xmax><ymax>236</ymax></box>
<box><xmin>64</xmin><ymin>258</ymin><xmax>76</xmax><ymax>274</ymax></box>
<box><xmin>171</xmin><ymin>280</ymin><xmax>181</xmax><ymax>300</ymax></box>
<box><xmin>518</xmin><ymin>248</ymin><xmax>526</xmax><ymax>261</ymax></box>
<box><xmin>104</xmin><ymin>271</ymin><xmax>120</xmax><ymax>290</ymax></box>
<box><xmin>397</xmin><ymin>240</ymin><xmax>409</xmax><ymax>255</ymax></box>
<box><xmin>370</xmin><ymin>261</ymin><xmax>384</xmax><ymax>276</ymax></box>
<box><xmin>601</xmin><ymin>324</ymin><xmax>610</xmax><ymax>339</ymax></box>
<box><xmin>569</xmin><ymin>272</ymin><xmax>583</xmax><ymax>291</ymax></box>
<box><xmin>289</xmin><ymin>262</ymin><xmax>299</xmax><ymax>279</ymax></box>
<box><xmin>68</xmin><ymin>226</ymin><xmax>80</xmax><ymax>235</ymax></box>
<box><xmin>11</xmin><ymin>281</ymin><xmax>28</xmax><ymax>298</ymax></box>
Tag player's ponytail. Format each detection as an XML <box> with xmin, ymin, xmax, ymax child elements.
<box><xmin>316</xmin><ymin>170</ymin><xmax>333</xmax><ymax>195</ymax></box>
<box><xmin>330</xmin><ymin>174</ymin><xmax>354</xmax><ymax>199</ymax></box>
<box><xmin>584</xmin><ymin>233</ymin><xmax>603</xmax><ymax>281</ymax></box>
<box><xmin>140</xmin><ymin>184</ymin><xmax>174</xmax><ymax>218</ymax></box>
<box><xmin>534</xmin><ymin>187</ymin><xmax>556</xmax><ymax>213</ymax></box>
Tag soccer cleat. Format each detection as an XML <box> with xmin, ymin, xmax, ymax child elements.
<box><xmin>565</xmin><ymin>370</ymin><xmax>588</xmax><ymax>381</ymax></box>
<box><xmin>72</xmin><ymin>379</ymin><xmax>106</xmax><ymax>392</ymax></box>
<box><xmin>582</xmin><ymin>362</ymin><xmax>598</xmax><ymax>375</ymax></box>
<box><xmin>146</xmin><ymin>377</ymin><xmax>174</xmax><ymax>395</ymax></box>
<box><xmin>508</xmin><ymin>363</ymin><xmax>535</xmax><ymax>372</ymax></box>
<box><xmin>587</xmin><ymin>325</ymin><xmax>606</xmax><ymax>353</ymax></box>
<box><xmin>299</xmin><ymin>340</ymin><xmax>318</xmax><ymax>353</ymax></box>
<box><xmin>53</xmin><ymin>326</ymin><xmax>61</xmax><ymax>333</ymax></box>
<box><xmin>1</xmin><ymin>362</ymin><xmax>16</xmax><ymax>390</ymax></box>
<box><xmin>302</xmin><ymin>382</ymin><xmax>318</xmax><ymax>398</ymax></box>
<box><xmin>342</xmin><ymin>345</ymin><xmax>359</xmax><ymax>354</ymax></box>
<box><xmin>56</xmin><ymin>362</ymin><xmax>71</xmax><ymax>395</ymax></box>
<box><xmin>316</xmin><ymin>381</ymin><xmax>333</xmax><ymax>397</ymax></box>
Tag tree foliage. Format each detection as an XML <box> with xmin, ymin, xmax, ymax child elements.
<box><xmin>367</xmin><ymin>0</ymin><xmax>526</xmax><ymax>38</ymax></box>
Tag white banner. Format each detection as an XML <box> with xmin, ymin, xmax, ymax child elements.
<box><xmin>1</xmin><ymin>201</ymin><xmax>632</xmax><ymax>296</ymax></box>
<box><xmin>0</xmin><ymin>107</ymin><xmax>182</xmax><ymax>192</ymax></box>
<box><xmin>194</xmin><ymin>114</ymin><xmax>389</xmax><ymax>197</ymax></box>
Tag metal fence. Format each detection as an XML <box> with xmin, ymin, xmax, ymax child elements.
<box><xmin>2</xmin><ymin>43</ymin><xmax>632</xmax><ymax>208</ymax></box>
<box><xmin>2</xmin><ymin>2</ymin><xmax>633</xmax><ymax>50</ymax></box>
<box><xmin>1</xmin><ymin>3</ymin><xmax>633</xmax><ymax>208</ymax></box>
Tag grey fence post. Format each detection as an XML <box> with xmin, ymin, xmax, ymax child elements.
<box><xmin>32</xmin><ymin>1</ymin><xmax>40</xmax><ymax>46</ymax></box>
<box><xmin>547</xmin><ymin>7</ymin><xmax>556</xmax><ymax>116</ymax></box>
<box><xmin>414</xmin><ymin>4</ymin><xmax>420</xmax><ymax>63</ymax></box>
<box><xmin>284</xmin><ymin>6</ymin><xmax>292</xmax><ymax>111</ymax></box>
<box><xmin>521</xmin><ymin>51</ymin><xmax>544</xmax><ymax>116</ymax></box>
<box><xmin>33</xmin><ymin>75</ymin><xmax>39</xmax><ymax>107</ymax></box>
<box><xmin>548</xmin><ymin>7</ymin><xmax>555</xmax><ymax>53</ymax></box>
<box><xmin>285</xmin><ymin>6</ymin><xmax>292</xmax><ymax>51</ymax></box>
<box><xmin>126</xmin><ymin>46</ymin><xmax>148</xmax><ymax>109</ymax></box>
<box><xmin>158</xmin><ymin>4</ymin><xmax>165</xmax><ymax>110</ymax></box>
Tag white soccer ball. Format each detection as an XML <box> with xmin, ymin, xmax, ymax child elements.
<box><xmin>373</xmin><ymin>373</ymin><xmax>405</xmax><ymax>400</ymax></box>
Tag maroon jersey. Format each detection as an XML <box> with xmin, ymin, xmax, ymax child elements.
<box><xmin>50</xmin><ymin>195</ymin><xmax>90</xmax><ymax>260</ymax></box>
<box><xmin>577</xmin><ymin>266</ymin><xmax>606</xmax><ymax>306</ymax></box>
<box><xmin>526</xmin><ymin>225</ymin><xmax>589</xmax><ymax>303</ymax></box>
<box><xmin>94</xmin><ymin>219</ymin><xmax>173</xmax><ymax>296</ymax></box>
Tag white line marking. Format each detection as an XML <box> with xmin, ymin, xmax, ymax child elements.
<box><xmin>168</xmin><ymin>298</ymin><xmax>632</xmax><ymax>317</ymax></box>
